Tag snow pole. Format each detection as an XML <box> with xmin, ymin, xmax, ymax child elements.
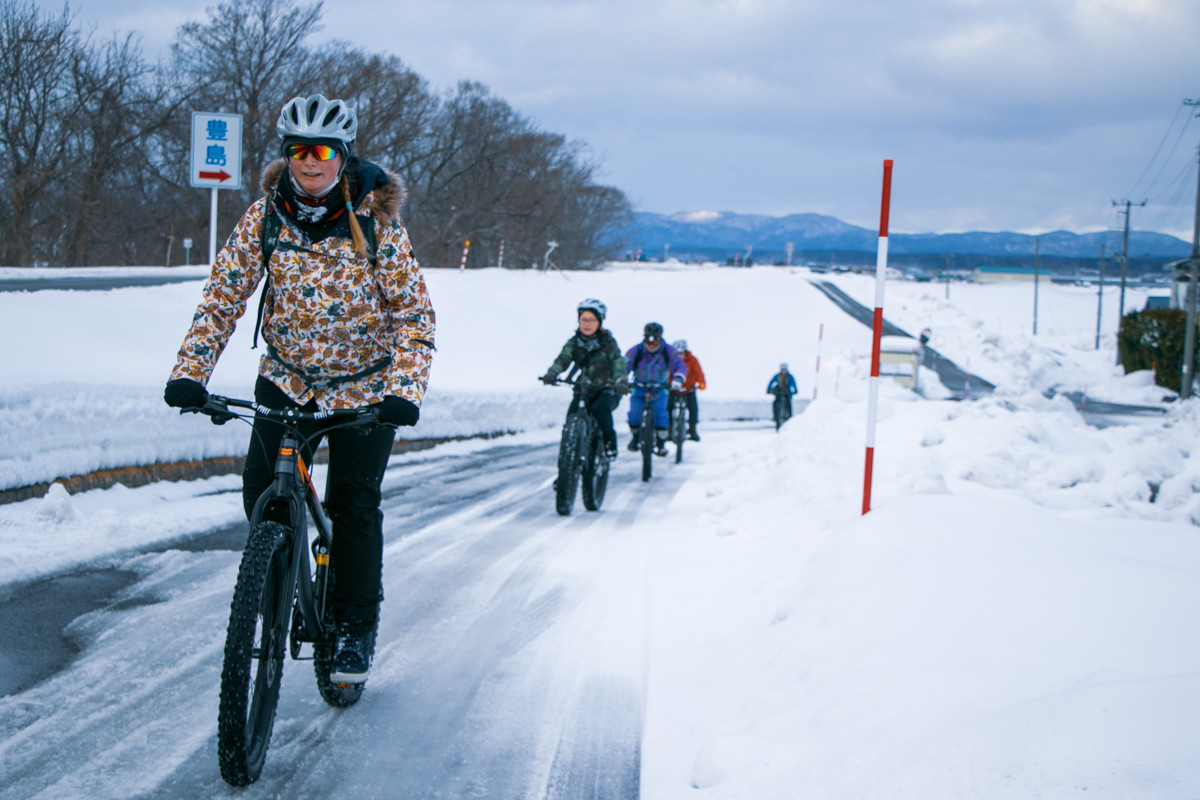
<box><xmin>813</xmin><ymin>322</ymin><xmax>824</xmax><ymax>400</ymax></box>
<box><xmin>459</xmin><ymin>239</ymin><xmax>470</xmax><ymax>272</ymax></box>
<box><xmin>498</xmin><ymin>240</ymin><xmax>504</xmax><ymax>269</ymax></box>
<box><xmin>862</xmin><ymin>159</ymin><xmax>893</xmax><ymax>515</ymax></box>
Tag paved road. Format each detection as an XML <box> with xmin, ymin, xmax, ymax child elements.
<box><xmin>0</xmin><ymin>274</ymin><xmax>205</xmax><ymax>292</ymax></box>
<box><xmin>809</xmin><ymin>279</ymin><xmax>1169</xmax><ymax>421</ymax></box>
<box><xmin>809</xmin><ymin>279</ymin><xmax>996</xmax><ymax>398</ymax></box>
<box><xmin>0</xmin><ymin>425</ymin><xmax>717</xmax><ymax>798</ymax></box>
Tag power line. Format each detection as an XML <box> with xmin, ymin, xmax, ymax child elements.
<box><xmin>1142</xmin><ymin>157</ymin><xmax>1197</xmax><ymax>234</ymax></box>
<box><xmin>1132</xmin><ymin>113</ymin><xmax>1194</xmax><ymax>202</ymax></box>
<box><xmin>1126</xmin><ymin>103</ymin><xmax>1191</xmax><ymax>199</ymax></box>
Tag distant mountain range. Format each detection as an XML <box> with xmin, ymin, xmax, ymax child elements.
<box><xmin>626</xmin><ymin>210</ymin><xmax>1192</xmax><ymax>264</ymax></box>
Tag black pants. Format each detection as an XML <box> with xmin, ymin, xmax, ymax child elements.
<box><xmin>242</xmin><ymin>376</ymin><xmax>394</xmax><ymax>626</ymax></box>
<box><xmin>581</xmin><ymin>389</ymin><xmax>617</xmax><ymax>447</ymax></box>
<box><xmin>684</xmin><ymin>391</ymin><xmax>699</xmax><ymax>431</ymax></box>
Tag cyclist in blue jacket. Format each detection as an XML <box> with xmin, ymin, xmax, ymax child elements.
<box><xmin>626</xmin><ymin>322</ymin><xmax>687</xmax><ymax>456</ymax></box>
<box><xmin>767</xmin><ymin>363</ymin><xmax>798</xmax><ymax>425</ymax></box>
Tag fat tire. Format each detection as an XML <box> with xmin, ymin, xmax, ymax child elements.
<box><xmin>217</xmin><ymin>521</ymin><xmax>294</xmax><ymax>786</ymax></box>
<box><xmin>640</xmin><ymin>407</ymin><xmax>655</xmax><ymax>482</ymax></box>
<box><xmin>581</xmin><ymin>433</ymin><xmax>609</xmax><ymax>511</ymax></box>
<box><xmin>670</xmin><ymin>398</ymin><xmax>686</xmax><ymax>463</ymax></box>
<box><xmin>556</xmin><ymin>416</ymin><xmax>586</xmax><ymax>515</ymax></box>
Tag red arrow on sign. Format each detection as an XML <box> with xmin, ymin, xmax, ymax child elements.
<box><xmin>198</xmin><ymin>169</ymin><xmax>232</xmax><ymax>181</ymax></box>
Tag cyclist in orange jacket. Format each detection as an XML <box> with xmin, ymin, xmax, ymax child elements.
<box><xmin>672</xmin><ymin>340</ymin><xmax>706</xmax><ymax>441</ymax></box>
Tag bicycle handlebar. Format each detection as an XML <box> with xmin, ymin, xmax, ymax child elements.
<box><xmin>538</xmin><ymin>376</ymin><xmax>616</xmax><ymax>391</ymax></box>
<box><xmin>184</xmin><ymin>394</ymin><xmax>385</xmax><ymax>427</ymax></box>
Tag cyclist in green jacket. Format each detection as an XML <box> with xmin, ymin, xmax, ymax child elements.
<box><xmin>541</xmin><ymin>298</ymin><xmax>628</xmax><ymax>458</ymax></box>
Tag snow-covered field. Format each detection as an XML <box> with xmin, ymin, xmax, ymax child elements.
<box><xmin>1</xmin><ymin>263</ymin><xmax>1197</xmax><ymax>798</ymax></box>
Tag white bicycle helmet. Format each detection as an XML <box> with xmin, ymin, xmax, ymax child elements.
<box><xmin>277</xmin><ymin>94</ymin><xmax>358</xmax><ymax>147</ymax></box>
<box><xmin>577</xmin><ymin>298</ymin><xmax>607</xmax><ymax>322</ymax></box>
<box><xmin>672</xmin><ymin>339</ymin><xmax>687</xmax><ymax>352</ymax></box>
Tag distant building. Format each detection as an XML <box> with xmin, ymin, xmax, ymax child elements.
<box><xmin>1164</xmin><ymin>258</ymin><xmax>1200</xmax><ymax>310</ymax></box>
<box><xmin>971</xmin><ymin>266</ymin><xmax>1038</xmax><ymax>283</ymax></box>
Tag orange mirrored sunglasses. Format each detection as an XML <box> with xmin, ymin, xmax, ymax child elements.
<box><xmin>287</xmin><ymin>143</ymin><xmax>339</xmax><ymax>161</ymax></box>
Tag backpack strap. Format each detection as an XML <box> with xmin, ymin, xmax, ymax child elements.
<box><xmin>251</xmin><ymin>199</ymin><xmax>283</xmax><ymax>350</ymax></box>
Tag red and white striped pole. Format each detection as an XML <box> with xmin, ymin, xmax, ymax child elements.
<box><xmin>862</xmin><ymin>159</ymin><xmax>894</xmax><ymax>515</ymax></box>
<box><xmin>497</xmin><ymin>240</ymin><xmax>504</xmax><ymax>269</ymax></box>
<box><xmin>813</xmin><ymin>322</ymin><xmax>824</xmax><ymax>400</ymax></box>
<box><xmin>459</xmin><ymin>239</ymin><xmax>471</xmax><ymax>272</ymax></box>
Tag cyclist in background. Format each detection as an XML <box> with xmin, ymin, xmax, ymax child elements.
<box><xmin>672</xmin><ymin>339</ymin><xmax>706</xmax><ymax>441</ymax></box>
<box><xmin>767</xmin><ymin>363</ymin><xmax>798</xmax><ymax>424</ymax></box>
<box><xmin>626</xmin><ymin>322</ymin><xmax>687</xmax><ymax>456</ymax></box>
<box><xmin>541</xmin><ymin>298</ymin><xmax>627</xmax><ymax>459</ymax></box>
<box><xmin>163</xmin><ymin>93</ymin><xmax>436</xmax><ymax>685</ymax></box>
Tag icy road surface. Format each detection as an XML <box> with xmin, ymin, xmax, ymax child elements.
<box><xmin>0</xmin><ymin>425</ymin><xmax>710</xmax><ymax>799</ymax></box>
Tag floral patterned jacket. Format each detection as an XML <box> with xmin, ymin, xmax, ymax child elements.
<box><xmin>169</xmin><ymin>159</ymin><xmax>436</xmax><ymax>410</ymax></box>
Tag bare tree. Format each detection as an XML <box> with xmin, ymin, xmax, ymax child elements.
<box><xmin>61</xmin><ymin>32</ymin><xmax>184</xmax><ymax>265</ymax></box>
<box><xmin>309</xmin><ymin>45</ymin><xmax>436</xmax><ymax>181</ymax></box>
<box><xmin>0</xmin><ymin>2</ymin><xmax>629</xmax><ymax>268</ymax></box>
<box><xmin>0</xmin><ymin>0</ymin><xmax>76</xmax><ymax>265</ymax></box>
<box><xmin>405</xmin><ymin>81</ymin><xmax>630</xmax><ymax>269</ymax></box>
<box><xmin>171</xmin><ymin>0</ymin><xmax>323</xmax><ymax>208</ymax></box>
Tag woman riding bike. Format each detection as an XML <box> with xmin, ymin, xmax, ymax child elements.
<box><xmin>163</xmin><ymin>93</ymin><xmax>436</xmax><ymax>685</ymax></box>
<box><xmin>541</xmin><ymin>298</ymin><xmax>627</xmax><ymax>458</ymax></box>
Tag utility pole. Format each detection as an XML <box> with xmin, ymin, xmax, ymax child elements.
<box><xmin>1111</xmin><ymin>198</ymin><xmax>1146</xmax><ymax>366</ymax></box>
<box><xmin>1180</xmin><ymin>99</ymin><xmax>1200</xmax><ymax>398</ymax></box>
<box><xmin>1112</xmin><ymin>199</ymin><xmax>1146</xmax><ymax>319</ymax></box>
<box><xmin>1095</xmin><ymin>244</ymin><xmax>1106</xmax><ymax>350</ymax></box>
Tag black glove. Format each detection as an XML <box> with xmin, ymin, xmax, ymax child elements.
<box><xmin>613</xmin><ymin>379</ymin><xmax>629</xmax><ymax>397</ymax></box>
<box><xmin>540</xmin><ymin>371</ymin><xmax>558</xmax><ymax>385</ymax></box>
<box><xmin>376</xmin><ymin>395</ymin><xmax>419</xmax><ymax>427</ymax></box>
<box><xmin>164</xmin><ymin>378</ymin><xmax>207</xmax><ymax>409</ymax></box>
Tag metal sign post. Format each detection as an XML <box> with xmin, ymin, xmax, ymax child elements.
<box><xmin>190</xmin><ymin>112</ymin><xmax>243</xmax><ymax>265</ymax></box>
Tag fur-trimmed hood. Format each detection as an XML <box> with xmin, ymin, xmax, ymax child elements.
<box><xmin>261</xmin><ymin>157</ymin><xmax>406</xmax><ymax>226</ymax></box>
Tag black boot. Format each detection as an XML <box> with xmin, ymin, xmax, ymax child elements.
<box><xmin>627</xmin><ymin>428</ymin><xmax>640</xmax><ymax>452</ymax></box>
<box><xmin>331</xmin><ymin>622</ymin><xmax>374</xmax><ymax>684</ymax></box>
<box><xmin>688</xmin><ymin>426</ymin><xmax>700</xmax><ymax>441</ymax></box>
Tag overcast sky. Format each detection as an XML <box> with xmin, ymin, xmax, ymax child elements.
<box><xmin>50</xmin><ymin>0</ymin><xmax>1200</xmax><ymax>238</ymax></box>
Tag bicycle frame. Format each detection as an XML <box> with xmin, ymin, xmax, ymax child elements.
<box><xmin>549</xmin><ymin>376</ymin><xmax>612</xmax><ymax>514</ymax></box>
<box><xmin>193</xmin><ymin>394</ymin><xmax>388</xmax><ymax>785</ymax></box>
<box><xmin>202</xmin><ymin>396</ymin><xmax>379</xmax><ymax>647</ymax></box>
<box><xmin>247</xmin><ymin>428</ymin><xmax>333</xmax><ymax>645</ymax></box>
